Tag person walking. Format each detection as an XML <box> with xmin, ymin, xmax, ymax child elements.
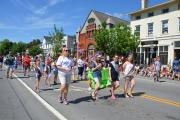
<box><xmin>90</xmin><ymin>56</ymin><xmax>103</xmax><ymax>101</ymax></box>
<box><xmin>5</xmin><ymin>52</ymin><xmax>14</xmax><ymax>79</ymax></box>
<box><xmin>23</xmin><ymin>52</ymin><xmax>31</xmax><ymax>76</ymax></box>
<box><xmin>77</xmin><ymin>56</ymin><xmax>85</xmax><ymax>80</ymax></box>
<box><xmin>123</xmin><ymin>55</ymin><xmax>136</xmax><ymax>98</ymax></box>
<box><xmin>34</xmin><ymin>56</ymin><xmax>42</xmax><ymax>93</ymax></box>
<box><xmin>109</xmin><ymin>55</ymin><xmax>120</xmax><ymax>100</ymax></box>
<box><xmin>154</xmin><ymin>56</ymin><xmax>161</xmax><ymax>82</ymax></box>
<box><xmin>56</xmin><ymin>47</ymin><xmax>74</xmax><ymax>105</ymax></box>
<box><xmin>0</xmin><ymin>55</ymin><xmax>3</xmax><ymax>70</ymax></box>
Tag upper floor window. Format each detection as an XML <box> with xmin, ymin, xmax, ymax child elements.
<box><xmin>136</xmin><ymin>15</ymin><xmax>141</xmax><ymax>20</ymax></box>
<box><xmin>148</xmin><ymin>23</ymin><xmax>153</xmax><ymax>36</ymax></box>
<box><xmin>179</xmin><ymin>17</ymin><xmax>180</xmax><ymax>32</ymax></box>
<box><xmin>109</xmin><ymin>23</ymin><xmax>114</xmax><ymax>28</ymax></box>
<box><xmin>135</xmin><ymin>25</ymin><xmax>140</xmax><ymax>36</ymax></box>
<box><xmin>162</xmin><ymin>8</ymin><xmax>169</xmax><ymax>14</ymax></box>
<box><xmin>162</xmin><ymin>20</ymin><xmax>168</xmax><ymax>34</ymax></box>
<box><xmin>178</xmin><ymin>4</ymin><xmax>180</xmax><ymax>10</ymax></box>
<box><xmin>148</xmin><ymin>12</ymin><xmax>154</xmax><ymax>17</ymax></box>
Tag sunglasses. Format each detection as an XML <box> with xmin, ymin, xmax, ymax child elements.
<box><xmin>64</xmin><ymin>49</ymin><xmax>70</xmax><ymax>52</ymax></box>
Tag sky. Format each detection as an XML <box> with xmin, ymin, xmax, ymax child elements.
<box><xmin>0</xmin><ymin>0</ymin><xmax>167</xmax><ymax>42</ymax></box>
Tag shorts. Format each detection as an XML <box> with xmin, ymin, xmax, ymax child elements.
<box><xmin>78</xmin><ymin>67</ymin><xmax>84</xmax><ymax>76</ymax></box>
<box><xmin>24</xmin><ymin>65</ymin><xmax>30</xmax><ymax>70</ymax></box>
<box><xmin>156</xmin><ymin>70</ymin><xmax>160</xmax><ymax>77</ymax></box>
<box><xmin>111</xmin><ymin>74</ymin><xmax>119</xmax><ymax>81</ymax></box>
<box><xmin>125</xmin><ymin>76</ymin><xmax>134</xmax><ymax>81</ymax></box>
<box><xmin>58</xmin><ymin>72</ymin><xmax>71</xmax><ymax>85</ymax></box>
<box><xmin>7</xmin><ymin>65</ymin><xmax>14</xmax><ymax>71</ymax></box>
<box><xmin>94</xmin><ymin>77</ymin><xmax>100</xmax><ymax>83</ymax></box>
<box><xmin>35</xmin><ymin>73</ymin><xmax>41</xmax><ymax>81</ymax></box>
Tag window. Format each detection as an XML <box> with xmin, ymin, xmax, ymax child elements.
<box><xmin>159</xmin><ymin>46</ymin><xmax>168</xmax><ymax>65</ymax></box>
<box><xmin>148</xmin><ymin>23</ymin><xmax>153</xmax><ymax>36</ymax></box>
<box><xmin>162</xmin><ymin>20</ymin><xmax>168</xmax><ymax>34</ymax></box>
<box><xmin>162</xmin><ymin>8</ymin><xmax>169</xmax><ymax>14</ymax></box>
<box><xmin>148</xmin><ymin>12</ymin><xmax>154</xmax><ymax>17</ymax></box>
<box><xmin>178</xmin><ymin>4</ymin><xmax>180</xmax><ymax>10</ymax></box>
<box><xmin>136</xmin><ymin>15</ymin><xmax>141</xmax><ymax>20</ymax></box>
<box><xmin>179</xmin><ymin>17</ymin><xmax>180</xmax><ymax>32</ymax></box>
<box><xmin>135</xmin><ymin>25</ymin><xmax>140</xmax><ymax>36</ymax></box>
<box><xmin>109</xmin><ymin>23</ymin><xmax>114</xmax><ymax>28</ymax></box>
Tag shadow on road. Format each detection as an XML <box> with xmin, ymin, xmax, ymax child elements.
<box><xmin>69</xmin><ymin>96</ymin><xmax>92</xmax><ymax>104</ymax></box>
<box><xmin>132</xmin><ymin>92</ymin><xmax>146</xmax><ymax>96</ymax></box>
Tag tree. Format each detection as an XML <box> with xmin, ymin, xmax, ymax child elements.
<box><xmin>94</xmin><ymin>23</ymin><xmax>139</xmax><ymax>57</ymax></box>
<box><xmin>29</xmin><ymin>45</ymin><xmax>43</xmax><ymax>57</ymax></box>
<box><xmin>50</xmin><ymin>24</ymin><xmax>64</xmax><ymax>59</ymax></box>
<box><xmin>11</xmin><ymin>42</ymin><xmax>27</xmax><ymax>55</ymax></box>
<box><xmin>0</xmin><ymin>39</ymin><xmax>13</xmax><ymax>55</ymax></box>
<box><xmin>27</xmin><ymin>39</ymin><xmax>41</xmax><ymax>48</ymax></box>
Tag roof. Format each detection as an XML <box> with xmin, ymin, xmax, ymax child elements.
<box><xmin>93</xmin><ymin>10</ymin><xmax>129</xmax><ymax>25</ymax></box>
<box><xmin>80</xmin><ymin>10</ymin><xmax>129</xmax><ymax>33</ymax></box>
<box><xmin>43</xmin><ymin>36</ymin><xmax>52</xmax><ymax>43</ymax></box>
<box><xmin>129</xmin><ymin>0</ymin><xmax>179</xmax><ymax>15</ymax></box>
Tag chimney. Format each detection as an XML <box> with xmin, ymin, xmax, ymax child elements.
<box><xmin>141</xmin><ymin>0</ymin><xmax>149</xmax><ymax>9</ymax></box>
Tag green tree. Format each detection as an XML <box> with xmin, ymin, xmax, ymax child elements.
<box><xmin>29</xmin><ymin>45</ymin><xmax>43</xmax><ymax>57</ymax></box>
<box><xmin>50</xmin><ymin>24</ymin><xmax>64</xmax><ymax>59</ymax></box>
<box><xmin>0</xmin><ymin>39</ymin><xmax>13</xmax><ymax>55</ymax></box>
<box><xmin>11</xmin><ymin>42</ymin><xmax>27</xmax><ymax>55</ymax></box>
<box><xmin>27</xmin><ymin>39</ymin><xmax>41</xmax><ymax>48</ymax></box>
<box><xmin>94</xmin><ymin>23</ymin><xmax>139</xmax><ymax>57</ymax></box>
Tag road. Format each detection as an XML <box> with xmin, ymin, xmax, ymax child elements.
<box><xmin>0</xmin><ymin>67</ymin><xmax>179</xmax><ymax>120</ymax></box>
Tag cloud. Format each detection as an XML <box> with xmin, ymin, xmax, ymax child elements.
<box><xmin>0</xmin><ymin>13</ymin><xmax>71</xmax><ymax>30</ymax></box>
<box><xmin>12</xmin><ymin>0</ymin><xmax>65</xmax><ymax>16</ymax></box>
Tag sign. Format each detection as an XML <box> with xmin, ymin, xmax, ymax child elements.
<box><xmin>88</xmin><ymin>18</ymin><xmax>95</xmax><ymax>24</ymax></box>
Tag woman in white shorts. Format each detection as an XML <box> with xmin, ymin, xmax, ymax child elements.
<box><xmin>56</xmin><ymin>47</ymin><xmax>73</xmax><ymax>105</ymax></box>
<box><xmin>123</xmin><ymin>55</ymin><xmax>136</xmax><ymax>98</ymax></box>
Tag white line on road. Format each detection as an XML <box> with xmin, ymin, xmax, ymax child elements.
<box><xmin>12</xmin><ymin>73</ymin><xmax>68</xmax><ymax>120</ymax></box>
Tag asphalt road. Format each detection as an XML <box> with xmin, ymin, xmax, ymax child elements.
<box><xmin>0</xmin><ymin>66</ymin><xmax>180</xmax><ymax>120</ymax></box>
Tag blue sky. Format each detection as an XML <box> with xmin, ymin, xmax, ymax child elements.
<box><xmin>0</xmin><ymin>0</ymin><xmax>167</xmax><ymax>42</ymax></box>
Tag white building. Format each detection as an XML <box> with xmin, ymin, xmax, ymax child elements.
<box><xmin>62</xmin><ymin>35</ymin><xmax>76</xmax><ymax>52</ymax></box>
<box><xmin>41</xmin><ymin>36</ymin><xmax>53</xmax><ymax>55</ymax></box>
<box><xmin>130</xmin><ymin>0</ymin><xmax>180</xmax><ymax>65</ymax></box>
<box><xmin>41</xmin><ymin>35</ymin><xmax>76</xmax><ymax>56</ymax></box>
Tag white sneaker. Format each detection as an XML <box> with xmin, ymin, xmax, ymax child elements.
<box><xmin>88</xmin><ymin>87</ymin><xmax>92</xmax><ymax>91</ymax></box>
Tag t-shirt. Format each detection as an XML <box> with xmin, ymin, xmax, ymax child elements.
<box><xmin>24</xmin><ymin>56</ymin><xmax>31</xmax><ymax>66</ymax></box>
<box><xmin>56</xmin><ymin>56</ymin><xmax>73</xmax><ymax>74</ymax></box>
<box><xmin>124</xmin><ymin>63</ymin><xmax>134</xmax><ymax>76</ymax></box>
<box><xmin>172</xmin><ymin>59</ymin><xmax>179</xmax><ymax>70</ymax></box>
<box><xmin>155</xmin><ymin>61</ymin><xmax>161</xmax><ymax>71</ymax></box>
<box><xmin>77</xmin><ymin>59</ymin><xmax>84</xmax><ymax>67</ymax></box>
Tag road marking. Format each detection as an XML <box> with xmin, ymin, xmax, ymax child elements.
<box><xmin>141</xmin><ymin>95</ymin><xmax>180</xmax><ymax>107</ymax></box>
<box><xmin>83</xmin><ymin>80</ymin><xmax>180</xmax><ymax>107</ymax></box>
<box><xmin>12</xmin><ymin>73</ymin><xmax>68</xmax><ymax>120</ymax></box>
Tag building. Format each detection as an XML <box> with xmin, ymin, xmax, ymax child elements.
<box><xmin>41</xmin><ymin>35</ymin><xmax>76</xmax><ymax>56</ymax></box>
<box><xmin>41</xmin><ymin>36</ymin><xmax>53</xmax><ymax>55</ymax></box>
<box><xmin>62</xmin><ymin>35</ymin><xmax>76</xmax><ymax>53</ymax></box>
<box><xmin>129</xmin><ymin>0</ymin><xmax>180</xmax><ymax>65</ymax></box>
<box><xmin>77</xmin><ymin>10</ymin><xmax>129</xmax><ymax>58</ymax></box>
